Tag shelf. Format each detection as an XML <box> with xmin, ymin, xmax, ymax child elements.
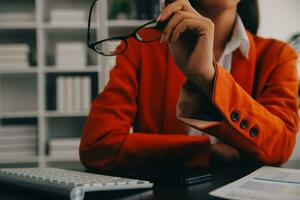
<box><xmin>0</xmin><ymin>68</ymin><xmax>38</xmax><ymax>74</ymax></box>
<box><xmin>0</xmin><ymin>156</ymin><xmax>39</xmax><ymax>164</ymax></box>
<box><xmin>108</xmin><ymin>20</ymin><xmax>149</xmax><ymax>27</ymax></box>
<box><xmin>45</xmin><ymin>111</ymin><xmax>89</xmax><ymax>118</ymax></box>
<box><xmin>0</xmin><ymin>22</ymin><xmax>36</xmax><ymax>29</ymax></box>
<box><xmin>0</xmin><ymin>0</ymin><xmax>161</xmax><ymax>167</ymax></box>
<box><xmin>43</xmin><ymin>22</ymin><xmax>97</xmax><ymax>30</ymax></box>
<box><xmin>44</xmin><ymin>66</ymin><xmax>100</xmax><ymax>73</ymax></box>
<box><xmin>0</xmin><ymin>111</ymin><xmax>38</xmax><ymax>118</ymax></box>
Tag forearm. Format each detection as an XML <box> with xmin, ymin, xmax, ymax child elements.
<box><xmin>80</xmin><ymin>129</ymin><xmax>211</xmax><ymax>170</ymax></box>
<box><xmin>177</xmin><ymin>63</ymin><xmax>298</xmax><ymax>165</ymax></box>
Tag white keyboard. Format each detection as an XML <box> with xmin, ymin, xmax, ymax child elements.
<box><xmin>0</xmin><ymin>168</ymin><xmax>153</xmax><ymax>200</ymax></box>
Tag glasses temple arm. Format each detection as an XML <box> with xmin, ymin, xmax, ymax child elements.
<box><xmin>87</xmin><ymin>0</ymin><xmax>98</xmax><ymax>46</ymax></box>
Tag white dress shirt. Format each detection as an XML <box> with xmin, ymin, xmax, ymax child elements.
<box><xmin>187</xmin><ymin>16</ymin><xmax>250</xmax><ymax>143</ymax></box>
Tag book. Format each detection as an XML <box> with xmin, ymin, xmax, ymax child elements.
<box><xmin>49</xmin><ymin>137</ymin><xmax>80</xmax><ymax>159</ymax></box>
<box><xmin>56</xmin><ymin>77</ymin><xmax>64</xmax><ymax>111</ymax></box>
<box><xmin>0</xmin><ymin>143</ymin><xmax>37</xmax><ymax>152</ymax></box>
<box><xmin>50</xmin><ymin>9</ymin><xmax>86</xmax><ymax>18</ymax></box>
<box><xmin>56</xmin><ymin>76</ymin><xmax>92</xmax><ymax>112</ymax></box>
<box><xmin>49</xmin><ymin>150</ymin><xmax>79</xmax><ymax>159</ymax></box>
<box><xmin>0</xmin><ymin>135</ymin><xmax>37</xmax><ymax>145</ymax></box>
<box><xmin>0</xmin><ymin>44</ymin><xmax>30</xmax><ymax>55</ymax></box>
<box><xmin>0</xmin><ymin>55</ymin><xmax>28</xmax><ymax>64</ymax></box>
<box><xmin>0</xmin><ymin>126</ymin><xmax>37</xmax><ymax>137</ymax></box>
<box><xmin>81</xmin><ymin>77</ymin><xmax>92</xmax><ymax>111</ymax></box>
<box><xmin>55</xmin><ymin>42</ymin><xmax>86</xmax><ymax>67</ymax></box>
<box><xmin>0</xmin><ymin>43</ymin><xmax>30</xmax><ymax>68</ymax></box>
<box><xmin>73</xmin><ymin>77</ymin><xmax>81</xmax><ymax>111</ymax></box>
<box><xmin>50</xmin><ymin>9</ymin><xmax>86</xmax><ymax>25</ymax></box>
<box><xmin>62</xmin><ymin>77</ymin><xmax>69</xmax><ymax>112</ymax></box>
<box><xmin>0</xmin><ymin>63</ymin><xmax>29</xmax><ymax>69</ymax></box>
<box><xmin>0</xmin><ymin>12</ymin><xmax>35</xmax><ymax>23</ymax></box>
<box><xmin>65</xmin><ymin>77</ymin><xmax>73</xmax><ymax>113</ymax></box>
<box><xmin>49</xmin><ymin>137</ymin><xmax>80</xmax><ymax>150</ymax></box>
<box><xmin>0</xmin><ymin>151</ymin><xmax>36</xmax><ymax>157</ymax></box>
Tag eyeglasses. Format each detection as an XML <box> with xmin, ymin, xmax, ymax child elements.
<box><xmin>87</xmin><ymin>0</ymin><xmax>166</xmax><ymax>56</ymax></box>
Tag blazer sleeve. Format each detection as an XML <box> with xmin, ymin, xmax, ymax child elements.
<box><xmin>177</xmin><ymin>43</ymin><xmax>299</xmax><ymax>166</ymax></box>
<box><xmin>79</xmin><ymin>39</ymin><xmax>210</xmax><ymax>171</ymax></box>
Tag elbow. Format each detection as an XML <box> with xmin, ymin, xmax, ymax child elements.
<box><xmin>258</xmin><ymin>131</ymin><xmax>297</xmax><ymax>166</ymax></box>
<box><xmin>79</xmin><ymin>144</ymin><xmax>117</xmax><ymax>171</ymax></box>
<box><xmin>79</xmin><ymin>126</ymin><xmax>129</xmax><ymax>171</ymax></box>
<box><xmin>79</xmin><ymin>120</ymin><xmax>126</xmax><ymax>171</ymax></box>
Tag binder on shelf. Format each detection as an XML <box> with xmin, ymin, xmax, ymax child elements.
<box><xmin>56</xmin><ymin>76</ymin><xmax>92</xmax><ymax>113</ymax></box>
<box><xmin>73</xmin><ymin>77</ymin><xmax>81</xmax><ymax>112</ymax></box>
<box><xmin>65</xmin><ymin>77</ymin><xmax>73</xmax><ymax>113</ymax></box>
<box><xmin>56</xmin><ymin>77</ymin><xmax>64</xmax><ymax>112</ymax></box>
<box><xmin>81</xmin><ymin>77</ymin><xmax>92</xmax><ymax>111</ymax></box>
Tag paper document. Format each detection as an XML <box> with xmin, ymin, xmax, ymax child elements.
<box><xmin>210</xmin><ymin>166</ymin><xmax>300</xmax><ymax>200</ymax></box>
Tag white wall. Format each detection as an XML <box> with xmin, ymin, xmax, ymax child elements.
<box><xmin>258</xmin><ymin>0</ymin><xmax>300</xmax><ymax>41</ymax></box>
<box><xmin>258</xmin><ymin>0</ymin><xmax>300</xmax><ymax>160</ymax></box>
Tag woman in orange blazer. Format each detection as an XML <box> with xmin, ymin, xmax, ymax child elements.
<box><xmin>80</xmin><ymin>0</ymin><xmax>299</xmax><ymax>170</ymax></box>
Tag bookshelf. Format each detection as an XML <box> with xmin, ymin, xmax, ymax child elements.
<box><xmin>0</xmin><ymin>0</ymin><xmax>160</xmax><ymax>168</ymax></box>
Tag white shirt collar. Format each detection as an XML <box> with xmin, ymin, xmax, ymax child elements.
<box><xmin>221</xmin><ymin>15</ymin><xmax>250</xmax><ymax>60</ymax></box>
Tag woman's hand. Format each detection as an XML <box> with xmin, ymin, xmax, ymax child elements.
<box><xmin>157</xmin><ymin>0</ymin><xmax>215</xmax><ymax>97</ymax></box>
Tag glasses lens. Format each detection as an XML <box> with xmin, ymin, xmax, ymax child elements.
<box><xmin>136</xmin><ymin>21</ymin><xmax>162</xmax><ymax>42</ymax></box>
<box><xmin>94</xmin><ymin>39</ymin><xmax>126</xmax><ymax>56</ymax></box>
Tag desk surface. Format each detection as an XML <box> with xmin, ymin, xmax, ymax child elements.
<box><xmin>0</xmin><ymin>160</ymin><xmax>299</xmax><ymax>200</ymax></box>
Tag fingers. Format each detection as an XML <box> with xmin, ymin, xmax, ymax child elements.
<box><xmin>164</xmin><ymin>16</ymin><xmax>214</xmax><ymax>43</ymax></box>
<box><xmin>161</xmin><ymin>11</ymin><xmax>194</xmax><ymax>43</ymax></box>
<box><xmin>169</xmin><ymin>19</ymin><xmax>192</xmax><ymax>42</ymax></box>
<box><xmin>157</xmin><ymin>0</ymin><xmax>197</xmax><ymax>22</ymax></box>
<box><xmin>157</xmin><ymin>0</ymin><xmax>213</xmax><ymax>43</ymax></box>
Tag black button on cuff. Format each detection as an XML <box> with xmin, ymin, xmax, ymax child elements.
<box><xmin>240</xmin><ymin>119</ymin><xmax>248</xmax><ymax>129</ymax></box>
<box><xmin>250</xmin><ymin>127</ymin><xmax>259</xmax><ymax>137</ymax></box>
<box><xmin>230</xmin><ymin>111</ymin><xmax>240</xmax><ymax>122</ymax></box>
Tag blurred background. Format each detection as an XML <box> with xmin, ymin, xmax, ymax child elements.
<box><xmin>0</xmin><ymin>0</ymin><xmax>299</xmax><ymax>169</ymax></box>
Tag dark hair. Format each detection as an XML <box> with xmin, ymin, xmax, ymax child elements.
<box><xmin>237</xmin><ymin>0</ymin><xmax>259</xmax><ymax>35</ymax></box>
<box><xmin>188</xmin><ymin>0</ymin><xmax>260</xmax><ymax>35</ymax></box>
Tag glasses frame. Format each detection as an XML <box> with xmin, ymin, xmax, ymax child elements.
<box><xmin>87</xmin><ymin>0</ymin><xmax>161</xmax><ymax>56</ymax></box>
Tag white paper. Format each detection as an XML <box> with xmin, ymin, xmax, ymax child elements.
<box><xmin>210</xmin><ymin>166</ymin><xmax>300</xmax><ymax>200</ymax></box>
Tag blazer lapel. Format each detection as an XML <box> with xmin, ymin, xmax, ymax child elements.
<box><xmin>231</xmin><ymin>32</ymin><xmax>257</xmax><ymax>95</ymax></box>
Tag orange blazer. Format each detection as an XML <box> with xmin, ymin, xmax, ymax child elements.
<box><xmin>80</xmin><ymin>31</ymin><xmax>299</xmax><ymax>170</ymax></box>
